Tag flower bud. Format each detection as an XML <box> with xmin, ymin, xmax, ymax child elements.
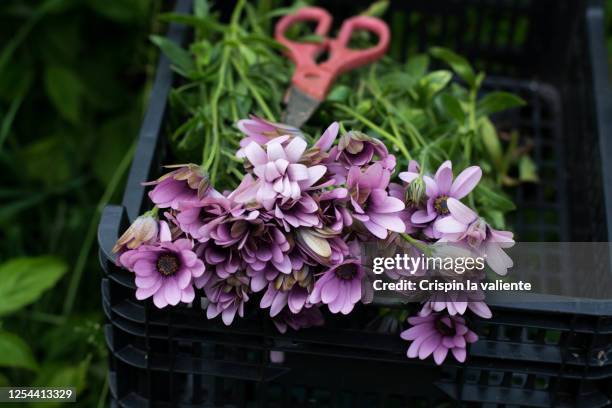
<box><xmin>407</xmin><ymin>176</ymin><xmax>426</xmax><ymax>207</ymax></box>
<box><xmin>112</xmin><ymin>213</ymin><xmax>159</xmax><ymax>253</ymax></box>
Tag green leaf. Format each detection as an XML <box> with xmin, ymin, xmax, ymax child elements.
<box><xmin>150</xmin><ymin>35</ymin><xmax>195</xmax><ymax>77</ymax></box>
<box><xmin>519</xmin><ymin>155</ymin><xmax>539</xmax><ymax>182</ymax></box>
<box><xmin>475</xmin><ymin>184</ymin><xmax>516</xmax><ymax>212</ymax></box>
<box><xmin>32</xmin><ymin>360</ymin><xmax>89</xmax><ymax>408</ymax></box>
<box><xmin>482</xmin><ymin>209</ymin><xmax>506</xmax><ymax>230</ymax></box>
<box><xmin>20</xmin><ymin>135</ymin><xmax>71</xmax><ymax>186</ymax></box>
<box><xmin>327</xmin><ymin>85</ymin><xmax>351</xmax><ymax>103</ymax></box>
<box><xmin>0</xmin><ymin>331</ymin><xmax>38</xmax><ymax>371</ymax></box>
<box><xmin>478</xmin><ymin>117</ymin><xmax>503</xmax><ymax>170</ymax></box>
<box><xmin>430</xmin><ymin>47</ymin><xmax>476</xmax><ymax>87</ymax></box>
<box><xmin>0</xmin><ymin>257</ymin><xmax>68</xmax><ymax>316</ymax></box>
<box><xmin>438</xmin><ymin>93</ymin><xmax>465</xmax><ymax>123</ymax></box>
<box><xmin>405</xmin><ymin>54</ymin><xmax>429</xmax><ymax>79</ymax></box>
<box><xmin>43</xmin><ymin>65</ymin><xmax>82</xmax><ymax>124</ymax></box>
<box><xmin>360</xmin><ymin>0</ymin><xmax>389</xmax><ymax>17</ymax></box>
<box><xmin>477</xmin><ymin>91</ymin><xmax>525</xmax><ymax>117</ymax></box>
<box><xmin>0</xmin><ymin>373</ymin><xmax>8</xmax><ymax>387</ymax></box>
<box><xmin>419</xmin><ymin>70</ymin><xmax>452</xmax><ymax>101</ymax></box>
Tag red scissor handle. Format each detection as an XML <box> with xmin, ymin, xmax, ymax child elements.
<box><xmin>275</xmin><ymin>7</ymin><xmax>390</xmax><ymax>101</ymax></box>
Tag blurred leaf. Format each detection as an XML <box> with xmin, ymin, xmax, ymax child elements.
<box><xmin>405</xmin><ymin>54</ymin><xmax>429</xmax><ymax>79</ymax></box>
<box><xmin>92</xmin><ymin>115</ymin><xmax>137</xmax><ymax>185</ymax></box>
<box><xmin>0</xmin><ymin>257</ymin><xmax>67</xmax><ymax>316</ymax></box>
<box><xmin>477</xmin><ymin>91</ymin><xmax>525</xmax><ymax>117</ymax></box>
<box><xmin>519</xmin><ymin>155</ymin><xmax>539</xmax><ymax>182</ymax></box>
<box><xmin>150</xmin><ymin>35</ymin><xmax>196</xmax><ymax>77</ymax></box>
<box><xmin>327</xmin><ymin>85</ymin><xmax>351</xmax><ymax>103</ymax></box>
<box><xmin>0</xmin><ymin>330</ymin><xmax>38</xmax><ymax>371</ymax></box>
<box><xmin>86</xmin><ymin>0</ymin><xmax>149</xmax><ymax>23</ymax></box>
<box><xmin>478</xmin><ymin>117</ymin><xmax>503</xmax><ymax>170</ymax></box>
<box><xmin>430</xmin><ymin>47</ymin><xmax>476</xmax><ymax>87</ymax></box>
<box><xmin>360</xmin><ymin>1</ymin><xmax>389</xmax><ymax>17</ymax></box>
<box><xmin>20</xmin><ymin>135</ymin><xmax>71</xmax><ymax>186</ymax></box>
<box><xmin>482</xmin><ymin>209</ymin><xmax>506</xmax><ymax>230</ymax></box>
<box><xmin>438</xmin><ymin>93</ymin><xmax>465</xmax><ymax>123</ymax></box>
<box><xmin>32</xmin><ymin>360</ymin><xmax>89</xmax><ymax>408</ymax></box>
<box><xmin>43</xmin><ymin>65</ymin><xmax>82</xmax><ymax>124</ymax></box>
<box><xmin>0</xmin><ymin>373</ymin><xmax>8</xmax><ymax>386</ymax></box>
<box><xmin>475</xmin><ymin>184</ymin><xmax>516</xmax><ymax>212</ymax></box>
<box><xmin>419</xmin><ymin>70</ymin><xmax>452</xmax><ymax>101</ymax></box>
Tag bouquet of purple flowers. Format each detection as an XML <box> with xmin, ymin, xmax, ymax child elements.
<box><xmin>113</xmin><ymin>116</ymin><xmax>514</xmax><ymax>365</ymax></box>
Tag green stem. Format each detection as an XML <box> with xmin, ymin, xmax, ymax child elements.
<box><xmin>232</xmin><ymin>59</ymin><xmax>275</xmax><ymax>121</ymax></box>
<box><xmin>400</xmin><ymin>233</ymin><xmax>432</xmax><ymax>256</ymax></box>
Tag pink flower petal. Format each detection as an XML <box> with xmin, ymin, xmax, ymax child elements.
<box><xmin>450</xmin><ymin>166</ymin><xmax>482</xmax><ymax>199</ymax></box>
<box><xmin>411</xmin><ymin>209</ymin><xmax>436</xmax><ymax>224</ymax></box>
<box><xmin>135</xmin><ymin>279</ymin><xmax>162</xmax><ymax>300</ymax></box>
<box><xmin>433</xmin><ymin>344</ymin><xmax>449</xmax><ymax>365</ymax></box>
<box><xmin>313</xmin><ymin>122</ymin><xmax>339</xmax><ymax>151</ymax></box>
<box><xmin>222</xmin><ymin>304</ymin><xmax>238</xmax><ymax>325</ymax></box>
<box><xmin>418</xmin><ymin>334</ymin><xmax>441</xmax><ymax>359</ymax></box>
<box><xmin>285</xmin><ymin>137</ymin><xmax>307</xmax><ymax>162</ymax></box>
<box><xmin>153</xmin><ymin>289</ymin><xmax>168</xmax><ymax>308</ymax></box>
<box><xmin>446</xmin><ymin>198</ymin><xmax>478</xmax><ymax>224</ymax></box>
<box><xmin>434</xmin><ymin>216</ymin><xmax>467</xmax><ymax>234</ymax></box>
<box><xmin>270</xmin><ymin>291</ymin><xmax>288</xmax><ymax>317</ymax></box>
<box><xmin>266</xmin><ymin>141</ymin><xmax>287</xmax><ymax>161</ymax></box>
<box><xmin>435</xmin><ymin>161</ymin><xmax>453</xmax><ymax>194</ymax></box>
<box><xmin>164</xmin><ymin>278</ymin><xmax>181</xmax><ymax>306</ymax></box>
<box><xmin>287</xmin><ymin>163</ymin><xmax>309</xmax><ymax>180</ymax></box>
<box><xmin>244</xmin><ymin>142</ymin><xmax>268</xmax><ymax>166</ymax></box>
<box><xmin>451</xmin><ymin>347</ymin><xmax>466</xmax><ymax>362</ymax></box>
<box><xmin>321</xmin><ymin>277</ymin><xmax>340</xmax><ymax>304</ymax></box>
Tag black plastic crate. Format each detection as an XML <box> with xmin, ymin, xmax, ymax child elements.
<box><xmin>99</xmin><ymin>0</ymin><xmax>612</xmax><ymax>406</ymax></box>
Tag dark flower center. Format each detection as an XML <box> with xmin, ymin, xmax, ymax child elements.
<box><xmin>335</xmin><ymin>264</ymin><xmax>357</xmax><ymax>281</ymax></box>
<box><xmin>156</xmin><ymin>253</ymin><xmax>180</xmax><ymax>276</ymax></box>
<box><xmin>434</xmin><ymin>195</ymin><xmax>449</xmax><ymax>215</ymax></box>
<box><xmin>435</xmin><ymin>318</ymin><xmax>455</xmax><ymax>337</ymax></box>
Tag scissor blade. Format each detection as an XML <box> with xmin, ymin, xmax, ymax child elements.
<box><xmin>281</xmin><ymin>86</ymin><xmax>321</xmax><ymax>128</ymax></box>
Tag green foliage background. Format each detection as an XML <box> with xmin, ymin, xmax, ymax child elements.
<box><xmin>0</xmin><ymin>0</ymin><xmax>160</xmax><ymax>406</ymax></box>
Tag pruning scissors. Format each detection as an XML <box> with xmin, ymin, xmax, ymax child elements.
<box><xmin>275</xmin><ymin>6</ymin><xmax>390</xmax><ymax>128</ymax></box>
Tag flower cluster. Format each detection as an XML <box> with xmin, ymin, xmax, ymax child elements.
<box><xmin>114</xmin><ymin>116</ymin><xmax>514</xmax><ymax>366</ymax></box>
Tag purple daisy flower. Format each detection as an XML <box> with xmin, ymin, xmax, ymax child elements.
<box><xmin>204</xmin><ymin>273</ymin><xmax>250</xmax><ymax>325</ymax></box>
<box><xmin>410</xmin><ymin>161</ymin><xmax>482</xmax><ymax>238</ymax></box>
<box><xmin>145</xmin><ymin>164</ymin><xmax>210</xmax><ymax>210</ymax></box>
<box><xmin>260</xmin><ymin>269</ymin><xmax>314</xmax><ymax>317</ymax></box>
<box><xmin>237</xmin><ymin>137</ymin><xmax>327</xmax><ymax>210</ymax></box>
<box><xmin>435</xmin><ymin>198</ymin><xmax>514</xmax><ymax>275</ymax></box>
<box><xmin>346</xmin><ymin>163</ymin><xmax>406</xmax><ymax>239</ymax></box>
<box><xmin>400</xmin><ymin>312</ymin><xmax>478</xmax><ymax>365</ymax></box>
<box><xmin>273</xmin><ymin>193</ymin><xmax>322</xmax><ymax>231</ymax></box>
<box><xmin>272</xmin><ymin>306</ymin><xmax>325</xmax><ymax>334</ymax></box>
<box><xmin>309</xmin><ymin>258</ymin><xmax>365</xmax><ymax>314</ymax></box>
<box><xmin>175</xmin><ymin>192</ymin><xmax>247</xmax><ymax>242</ymax></box>
<box><xmin>420</xmin><ymin>290</ymin><xmax>492</xmax><ymax>319</ymax></box>
<box><xmin>196</xmin><ymin>242</ymin><xmax>242</xmax><ymax>280</ymax></box>
<box><xmin>118</xmin><ymin>237</ymin><xmax>205</xmax><ymax>309</ymax></box>
<box><xmin>317</xmin><ymin>188</ymin><xmax>352</xmax><ymax>233</ymax></box>
<box><xmin>236</xmin><ymin>116</ymin><xmax>303</xmax><ymax>158</ymax></box>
